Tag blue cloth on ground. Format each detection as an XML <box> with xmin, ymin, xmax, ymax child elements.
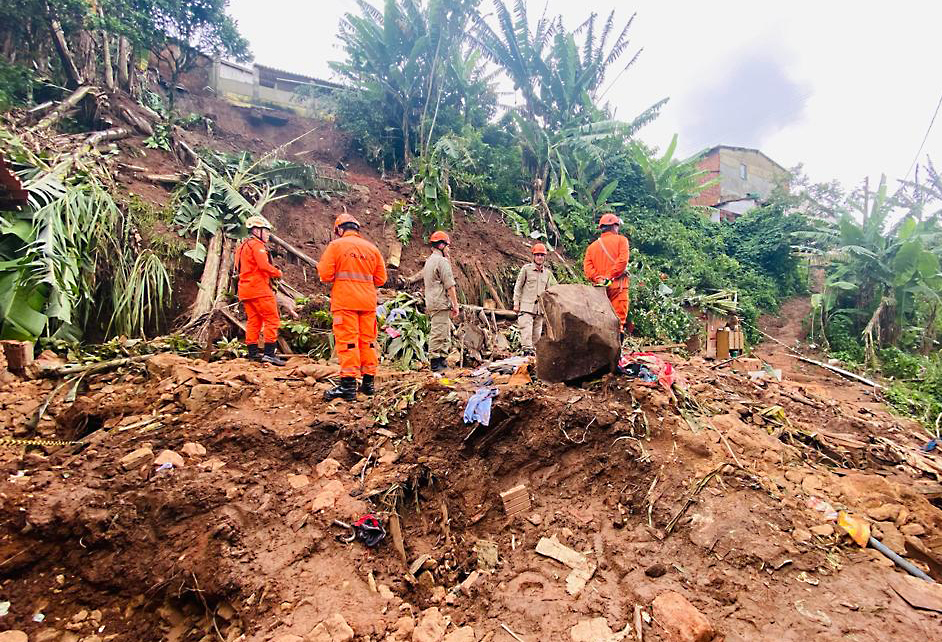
<box><xmin>464</xmin><ymin>387</ymin><xmax>498</xmax><ymax>426</ymax></box>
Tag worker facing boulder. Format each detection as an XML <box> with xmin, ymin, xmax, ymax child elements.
<box><xmin>535</xmin><ymin>284</ymin><xmax>621</xmax><ymax>382</ymax></box>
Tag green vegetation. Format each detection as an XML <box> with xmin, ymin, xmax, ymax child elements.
<box><xmin>0</xmin><ymin>131</ymin><xmax>171</xmax><ymax>341</ymax></box>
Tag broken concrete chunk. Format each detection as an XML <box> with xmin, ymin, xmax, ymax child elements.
<box><xmin>536</xmin><ymin>535</ymin><xmax>588</xmax><ymax>569</ymax></box>
<box><xmin>307</xmin><ymin>613</ymin><xmax>354</xmax><ymax>642</ymax></box>
<box><xmin>316</xmin><ymin>457</ymin><xmax>342</xmax><ymax>478</ymax></box>
<box><xmin>443</xmin><ymin>627</ymin><xmax>475</xmax><ymax>642</ymax></box>
<box><xmin>652</xmin><ymin>591</ymin><xmax>715</xmax><ymax>642</ymax></box>
<box><xmin>287</xmin><ymin>474</ymin><xmax>310</xmax><ymax>489</ymax></box>
<box><xmin>570</xmin><ymin>618</ymin><xmax>614</xmax><ymax>642</ymax></box>
<box><xmin>458</xmin><ymin>570</ymin><xmax>480</xmax><ymax>596</ymax></box>
<box><xmin>198</xmin><ymin>458</ymin><xmax>226</xmax><ymax>472</ymax></box>
<box><xmin>901</xmin><ymin>523</ymin><xmax>926</xmax><ymax>537</ymax></box>
<box><xmin>535</xmin><ymin>535</ymin><xmax>597</xmax><ymax>596</ymax></box>
<box><xmin>473</xmin><ymin>540</ymin><xmax>499</xmax><ymax>571</ymax></box>
<box><xmin>120</xmin><ymin>447</ymin><xmax>153</xmax><ymax>470</ymax></box>
<box><xmin>412</xmin><ymin>607</ymin><xmax>448</xmax><ymax>642</ymax></box>
<box><xmin>311</xmin><ymin>479</ymin><xmax>345</xmax><ymax>512</ymax></box>
<box><xmin>867</xmin><ymin>503</ymin><xmax>903</xmax><ymax>522</ymax></box>
<box><xmin>181</xmin><ymin>442</ymin><xmax>206</xmax><ymax>457</ymax></box>
<box><xmin>154</xmin><ymin>449</ymin><xmax>185</xmax><ymax>468</ymax></box>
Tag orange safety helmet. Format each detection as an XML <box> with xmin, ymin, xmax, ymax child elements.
<box><xmin>531</xmin><ymin>243</ymin><xmax>548</xmax><ymax>255</ymax></box>
<box><xmin>429</xmin><ymin>230</ymin><xmax>451</xmax><ymax>245</ymax></box>
<box><xmin>598</xmin><ymin>213</ymin><xmax>621</xmax><ymax>228</ymax></box>
<box><xmin>334</xmin><ymin>213</ymin><xmax>361</xmax><ymax>229</ymax></box>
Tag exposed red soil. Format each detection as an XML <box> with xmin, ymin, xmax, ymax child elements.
<box><xmin>106</xmin><ymin>91</ymin><xmax>534</xmax><ymax>319</ymax></box>
<box><xmin>0</xmin><ymin>298</ymin><xmax>941</xmax><ymax>641</ymax></box>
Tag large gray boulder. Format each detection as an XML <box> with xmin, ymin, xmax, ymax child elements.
<box><xmin>535</xmin><ymin>284</ymin><xmax>620</xmax><ymax>382</ymax></box>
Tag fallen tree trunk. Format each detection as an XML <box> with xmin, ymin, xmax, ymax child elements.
<box><xmin>47</xmin><ymin>12</ymin><xmax>82</xmax><ymax>89</ymax></box>
<box><xmin>118</xmin><ymin>106</ymin><xmax>154</xmax><ymax>136</ymax></box>
<box><xmin>46</xmin><ymin>354</ymin><xmax>154</xmax><ymax>378</ymax></box>
<box><xmin>190</xmin><ymin>233</ymin><xmax>224</xmax><ymax>326</ymax></box>
<box><xmin>270</xmin><ymin>233</ymin><xmax>318</xmax><ymax>269</ymax></box>
<box><xmin>797</xmin><ymin>356</ymin><xmax>884</xmax><ymax>389</ymax></box>
<box><xmin>459</xmin><ymin>304</ymin><xmax>517</xmax><ymax>319</ymax></box>
<box><xmin>34</xmin><ymin>85</ymin><xmax>92</xmax><ymax>130</ymax></box>
<box><xmin>85</xmin><ymin>127</ymin><xmax>130</xmax><ymax>146</ymax></box>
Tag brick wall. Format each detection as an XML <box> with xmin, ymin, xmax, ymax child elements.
<box><xmin>690</xmin><ymin>151</ymin><xmax>722</xmax><ymax>206</ymax></box>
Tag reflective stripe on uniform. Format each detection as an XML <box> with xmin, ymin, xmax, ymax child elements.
<box><xmin>335</xmin><ymin>271</ymin><xmax>375</xmax><ymax>283</ymax></box>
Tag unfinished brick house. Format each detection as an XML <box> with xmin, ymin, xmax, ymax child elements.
<box><xmin>689</xmin><ymin>145</ymin><xmax>789</xmax><ymax>222</ymax></box>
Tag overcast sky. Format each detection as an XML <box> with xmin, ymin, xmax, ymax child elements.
<box><xmin>227</xmin><ymin>0</ymin><xmax>941</xmax><ymax>190</ymax></box>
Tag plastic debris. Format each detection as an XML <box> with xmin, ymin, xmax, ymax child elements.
<box><xmin>806</xmin><ymin>496</ymin><xmax>838</xmax><ymax>521</ymax></box>
<box><xmin>0</xmin><ymin>601</ymin><xmax>10</xmax><ymax>616</ymax></box>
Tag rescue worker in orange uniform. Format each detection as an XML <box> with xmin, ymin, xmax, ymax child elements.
<box><xmin>235</xmin><ymin>215</ymin><xmax>286</xmax><ymax>366</ymax></box>
<box><xmin>583</xmin><ymin>213</ymin><xmax>630</xmax><ymax>328</ymax></box>
<box><xmin>317</xmin><ymin>214</ymin><xmax>387</xmax><ymax>401</ymax></box>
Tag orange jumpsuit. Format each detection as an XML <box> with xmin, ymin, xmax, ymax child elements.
<box><xmin>583</xmin><ymin>231</ymin><xmax>630</xmax><ymax>326</ymax></box>
<box><xmin>317</xmin><ymin>230</ymin><xmax>387</xmax><ymax>378</ymax></box>
<box><xmin>235</xmin><ymin>237</ymin><xmax>283</xmax><ymax>345</ymax></box>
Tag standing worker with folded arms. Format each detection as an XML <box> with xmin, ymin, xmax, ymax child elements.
<box><xmin>235</xmin><ymin>215</ymin><xmax>287</xmax><ymax>366</ymax></box>
<box><xmin>583</xmin><ymin>213</ymin><xmax>630</xmax><ymax>330</ymax></box>
<box><xmin>513</xmin><ymin>243</ymin><xmax>557</xmax><ymax>354</ymax></box>
<box><xmin>317</xmin><ymin>214</ymin><xmax>387</xmax><ymax>401</ymax></box>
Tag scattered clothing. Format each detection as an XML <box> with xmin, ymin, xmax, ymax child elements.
<box><xmin>925</xmin><ymin>438</ymin><xmax>939</xmax><ymax>452</ymax></box>
<box><xmin>618</xmin><ymin>352</ymin><xmax>678</xmax><ymax>394</ymax></box>
<box><xmin>353</xmin><ymin>514</ymin><xmax>386</xmax><ymax>548</ymax></box>
<box><xmin>464</xmin><ymin>387</ymin><xmax>498</xmax><ymax>426</ymax></box>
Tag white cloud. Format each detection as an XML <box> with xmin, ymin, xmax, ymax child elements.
<box><xmin>226</xmin><ymin>0</ymin><xmax>942</xmax><ymax>189</ymax></box>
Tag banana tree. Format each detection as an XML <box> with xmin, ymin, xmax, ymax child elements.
<box><xmin>629</xmin><ymin>135</ymin><xmax>717</xmax><ymax>213</ymax></box>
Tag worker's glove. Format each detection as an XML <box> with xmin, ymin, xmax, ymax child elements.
<box><xmin>594</xmin><ymin>278</ymin><xmax>612</xmax><ymax>287</ymax></box>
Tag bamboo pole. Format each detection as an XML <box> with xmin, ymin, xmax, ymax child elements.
<box><xmin>270</xmin><ymin>233</ymin><xmax>318</xmax><ymax>269</ymax></box>
<box><xmin>797</xmin><ymin>356</ymin><xmax>884</xmax><ymax>389</ymax></box>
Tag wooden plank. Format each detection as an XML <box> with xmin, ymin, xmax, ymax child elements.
<box><xmin>536</xmin><ymin>536</ymin><xmax>587</xmax><ymax>569</ymax></box>
<box><xmin>389</xmin><ymin>513</ymin><xmax>407</xmax><ymax>565</ymax></box>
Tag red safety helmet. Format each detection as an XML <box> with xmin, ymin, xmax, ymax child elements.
<box><xmin>531</xmin><ymin>243</ymin><xmax>548</xmax><ymax>255</ymax></box>
<box><xmin>598</xmin><ymin>213</ymin><xmax>621</xmax><ymax>228</ymax></box>
<box><xmin>429</xmin><ymin>230</ymin><xmax>451</xmax><ymax>245</ymax></box>
<box><xmin>334</xmin><ymin>213</ymin><xmax>361</xmax><ymax>229</ymax></box>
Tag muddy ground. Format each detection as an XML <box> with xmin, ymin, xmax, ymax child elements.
<box><xmin>0</xmin><ymin>299</ymin><xmax>941</xmax><ymax>642</ymax></box>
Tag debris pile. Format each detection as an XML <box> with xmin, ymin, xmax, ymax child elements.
<box><xmin>0</xmin><ymin>304</ymin><xmax>941</xmax><ymax>641</ymax></box>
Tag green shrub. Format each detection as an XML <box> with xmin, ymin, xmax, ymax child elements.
<box><xmin>0</xmin><ymin>61</ymin><xmax>34</xmax><ymax>110</ymax></box>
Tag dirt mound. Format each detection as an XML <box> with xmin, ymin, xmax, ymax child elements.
<box><xmin>1</xmin><ymin>317</ymin><xmax>941</xmax><ymax>640</ymax></box>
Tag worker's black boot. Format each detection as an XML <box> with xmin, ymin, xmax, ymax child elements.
<box><xmin>260</xmin><ymin>343</ymin><xmax>287</xmax><ymax>366</ymax></box>
<box><xmin>360</xmin><ymin>374</ymin><xmax>375</xmax><ymax>396</ymax></box>
<box><xmin>247</xmin><ymin>344</ymin><xmax>260</xmax><ymax>361</ymax></box>
<box><xmin>430</xmin><ymin>357</ymin><xmax>446</xmax><ymax>372</ymax></box>
<box><xmin>325</xmin><ymin>377</ymin><xmax>357</xmax><ymax>401</ymax></box>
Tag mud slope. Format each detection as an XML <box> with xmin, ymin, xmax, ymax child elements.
<box><xmin>1</xmin><ymin>313</ymin><xmax>941</xmax><ymax>641</ymax></box>
<box><xmin>109</xmin><ymin>91</ymin><xmax>533</xmax><ymax>312</ymax></box>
